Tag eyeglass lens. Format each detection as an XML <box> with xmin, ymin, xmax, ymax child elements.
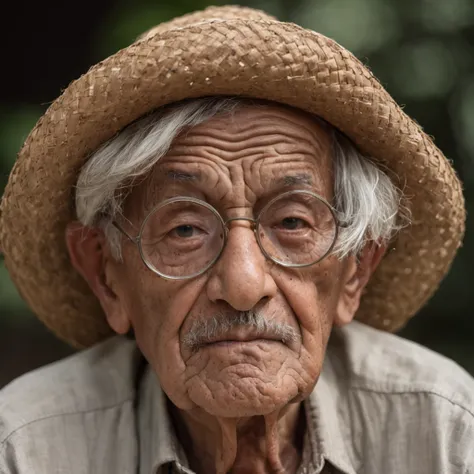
<box><xmin>139</xmin><ymin>192</ymin><xmax>336</xmax><ymax>279</ymax></box>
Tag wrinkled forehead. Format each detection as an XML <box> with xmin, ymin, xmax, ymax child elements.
<box><xmin>128</xmin><ymin>103</ymin><xmax>334</xmax><ymax>215</ymax></box>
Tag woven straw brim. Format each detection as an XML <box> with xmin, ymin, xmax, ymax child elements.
<box><xmin>0</xmin><ymin>6</ymin><xmax>465</xmax><ymax>348</ymax></box>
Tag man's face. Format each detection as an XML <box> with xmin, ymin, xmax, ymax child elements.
<box><xmin>86</xmin><ymin>105</ymin><xmax>362</xmax><ymax>417</ymax></box>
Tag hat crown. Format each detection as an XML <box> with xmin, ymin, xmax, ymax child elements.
<box><xmin>138</xmin><ymin>5</ymin><xmax>277</xmax><ymax>41</ymax></box>
<box><xmin>0</xmin><ymin>4</ymin><xmax>464</xmax><ymax>347</ymax></box>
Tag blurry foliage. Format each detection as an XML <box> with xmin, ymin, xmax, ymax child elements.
<box><xmin>96</xmin><ymin>0</ymin><xmax>226</xmax><ymax>58</ymax></box>
<box><xmin>1</xmin><ymin>0</ymin><xmax>473</xmax><ymax>381</ymax></box>
<box><xmin>293</xmin><ymin>0</ymin><xmax>401</xmax><ymax>55</ymax></box>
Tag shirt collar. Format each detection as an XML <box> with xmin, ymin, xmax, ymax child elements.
<box><xmin>306</xmin><ymin>333</ymin><xmax>359</xmax><ymax>474</ymax></box>
<box><xmin>138</xmin><ymin>366</ymin><xmax>190</xmax><ymax>474</ymax></box>
<box><xmin>137</xmin><ymin>332</ymin><xmax>357</xmax><ymax>474</ymax></box>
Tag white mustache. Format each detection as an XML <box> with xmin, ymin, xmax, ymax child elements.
<box><xmin>181</xmin><ymin>309</ymin><xmax>300</xmax><ymax>351</ymax></box>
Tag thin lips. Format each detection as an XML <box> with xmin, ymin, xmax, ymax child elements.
<box><xmin>205</xmin><ymin>328</ymin><xmax>282</xmax><ymax>344</ymax></box>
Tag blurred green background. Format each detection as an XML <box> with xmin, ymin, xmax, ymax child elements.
<box><xmin>1</xmin><ymin>0</ymin><xmax>473</xmax><ymax>387</ymax></box>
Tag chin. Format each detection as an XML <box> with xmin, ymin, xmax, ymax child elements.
<box><xmin>185</xmin><ymin>374</ymin><xmax>301</xmax><ymax>418</ymax></box>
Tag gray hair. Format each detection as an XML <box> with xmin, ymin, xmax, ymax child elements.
<box><xmin>75</xmin><ymin>97</ymin><xmax>407</xmax><ymax>260</ymax></box>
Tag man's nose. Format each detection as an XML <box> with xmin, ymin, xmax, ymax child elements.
<box><xmin>206</xmin><ymin>222</ymin><xmax>277</xmax><ymax>311</ymax></box>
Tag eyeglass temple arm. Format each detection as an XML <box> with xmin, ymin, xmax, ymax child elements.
<box><xmin>112</xmin><ymin>221</ymin><xmax>139</xmax><ymax>244</ymax></box>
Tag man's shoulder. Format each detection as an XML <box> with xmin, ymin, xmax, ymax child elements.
<box><xmin>0</xmin><ymin>336</ymin><xmax>142</xmax><ymax>445</ymax></box>
<box><xmin>322</xmin><ymin>322</ymin><xmax>474</xmax><ymax>472</ymax></box>
<box><xmin>331</xmin><ymin>321</ymin><xmax>474</xmax><ymax>414</ymax></box>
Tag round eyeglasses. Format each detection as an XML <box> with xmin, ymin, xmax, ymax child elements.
<box><xmin>113</xmin><ymin>190</ymin><xmax>339</xmax><ymax>280</ymax></box>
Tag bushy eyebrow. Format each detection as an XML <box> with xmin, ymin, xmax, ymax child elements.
<box><xmin>164</xmin><ymin>169</ymin><xmax>313</xmax><ymax>190</ymax></box>
<box><xmin>166</xmin><ymin>169</ymin><xmax>201</xmax><ymax>182</ymax></box>
<box><xmin>280</xmin><ymin>173</ymin><xmax>313</xmax><ymax>187</ymax></box>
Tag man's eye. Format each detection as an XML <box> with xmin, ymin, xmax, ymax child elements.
<box><xmin>279</xmin><ymin>217</ymin><xmax>307</xmax><ymax>230</ymax></box>
<box><xmin>172</xmin><ymin>225</ymin><xmax>196</xmax><ymax>238</ymax></box>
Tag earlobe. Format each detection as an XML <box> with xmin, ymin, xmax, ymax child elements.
<box><xmin>335</xmin><ymin>243</ymin><xmax>386</xmax><ymax>327</ymax></box>
<box><xmin>65</xmin><ymin>221</ymin><xmax>131</xmax><ymax>335</ymax></box>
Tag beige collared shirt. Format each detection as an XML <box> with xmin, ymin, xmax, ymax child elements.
<box><xmin>1</xmin><ymin>321</ymin><xmax>473</xmax><ymax>474</ymax></box>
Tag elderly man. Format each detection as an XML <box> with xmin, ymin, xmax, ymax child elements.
<box><xmin>0</xmin><ymin>5</ymin><xmax>473</xmax><ymax>474</ymax></box>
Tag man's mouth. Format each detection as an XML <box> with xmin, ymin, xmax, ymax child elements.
<box><xmin>181</xmin><ymin>313</ymin><xmax>301</xmax><ymax>353</ymax></box>
<box><xmin>193</xmin><ymin>327</ymin><xmax>295</xmax><ymax>350</ymax></box>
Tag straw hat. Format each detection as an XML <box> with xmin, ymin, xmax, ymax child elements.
<box><xmin>0</xmin><ymin>5</ymin><xmax>465</xmax><ymax>348</ymax></box>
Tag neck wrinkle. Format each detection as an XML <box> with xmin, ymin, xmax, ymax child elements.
<box><xmin>264</xmin><ymin>410</ymin><xmax>286</xmax><ymax>473</ymax></box>
<box><xmin>215</xmin><ymin>417</ymin><xmax>238</xmax><ymax>474</ymax></box>
<box><xmin>171</xmin><ymin>402</ymin><xmax>304</xmax><ymax>474</ymax></box>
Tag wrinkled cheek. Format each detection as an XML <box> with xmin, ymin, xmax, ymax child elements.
<box><xmin>295</xmin><ymin>347</ymin><xmax>325</xmax><ymax>399</ymax></box>
<box><xmin>133</xmin><ymin>318</ymin><xmax>198</xmax><ymax>411</ymax></box>
<box><xmin>152</xmin><ymin>337</ymin><xmax>197</xmax><ymax>410</ymax></box>
<box><xmin>296</xmin><ymin>318</ymin><xmax>332</xmax><ymax>397</ymax></box>
<box><xmin>299</xmin><ymin>313</ymin><xmax>331</xmax><ymax>359</ymax></box>
<box><xmin>275</xmin><ymin>272</ymin><xmax>337</xmax><ymax>367</ymax></box>
<box><xmin>134</xmin><ymin>278</ymin><xmax>209</xmax><ymax>410</ymax></box>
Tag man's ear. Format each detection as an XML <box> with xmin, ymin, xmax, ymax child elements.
<box><xmin>335</xmin><ymin>242</ymin><xmax>386</xmax><ymax>327</ymax></box>
<box><xmin>65</xmin><ymin>221</ymin><xmax>130</xmax><ymax>335</ymax></box>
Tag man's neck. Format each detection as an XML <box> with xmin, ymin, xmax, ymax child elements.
<box><xmin>168</xmin><ymin>400</ymin><xmax>306</xmax><ymax>474</ymax></box>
